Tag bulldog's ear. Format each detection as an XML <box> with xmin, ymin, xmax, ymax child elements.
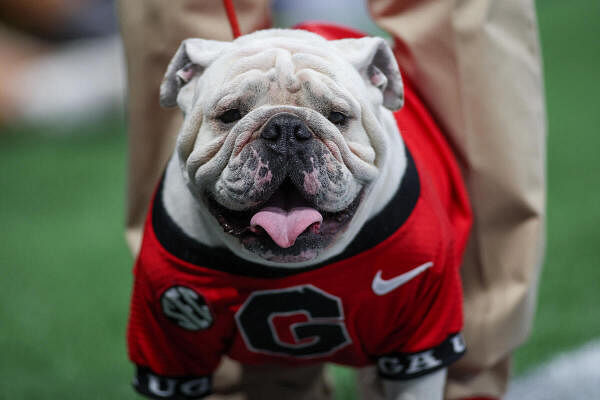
<box><xmin>160</xmin><ymin>39</ymin><xmax>232</xmax><ymax>108</ymax></box>
<box><xmin>332</xmin><ymin>37</ymin><xmax>404</xmax><ymax>110</ymax></box>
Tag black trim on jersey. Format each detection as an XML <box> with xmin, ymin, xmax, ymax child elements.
<box><xmin>133</xmin><ymin>365</ymin><xmax>212</xmax><ymax>400</ymax></box>
<box><xmin>376</xmin><ymin>333</ymin><xmax>466</xmax><ymax>380</ymax></box>
<box><xmin>152</xmin><ymin>146</ymin><xmax>420</xmax><ymax>278</ymax></box>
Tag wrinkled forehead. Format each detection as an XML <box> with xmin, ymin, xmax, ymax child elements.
<box><xmin>227</xmin><ymin>39</ymin><xmax>341</xmax><ymax>79</ymax></box>
<box><xmin>203</xmin><ymin>38</ymin><xmax>360</xmax><ymax>109</ymax></box>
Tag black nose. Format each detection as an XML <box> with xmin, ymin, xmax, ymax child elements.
<box><xmin>261</xmin><ymin>113</ymin><xmax>312</xmax><ymax>141</ymax></box>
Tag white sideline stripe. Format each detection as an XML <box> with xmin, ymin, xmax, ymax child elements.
<box><xmin>506</xmin><ymin>339</ymin><xmax>600</xmax><ymax>400</ymax></box>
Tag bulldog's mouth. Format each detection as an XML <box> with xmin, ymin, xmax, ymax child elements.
<box><xmin>206</xmin><ymin>178</ymin><xmax>361</xmax><ymax>259</ymax></box>
<box><xmin>248</xmin><ymin>179</ymin><xmax>323</xmax><ymax>248</ymax></box>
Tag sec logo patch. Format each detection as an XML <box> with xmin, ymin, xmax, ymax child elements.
<box><xmin>161</xmin><ymin>286</ymin><xmax>213</xmax><ymax>331</ymax></box>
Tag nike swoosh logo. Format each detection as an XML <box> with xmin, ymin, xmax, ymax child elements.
<box><xmin>372</xmin><ymin>262</ymin><xmax>434</xmax><ymax>296</ymax></box>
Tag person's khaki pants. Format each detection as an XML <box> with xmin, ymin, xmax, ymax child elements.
<box><xmin>118</xmin><ymin>1</ymin><xmax>546</xmax><ymax>399</ymax></box>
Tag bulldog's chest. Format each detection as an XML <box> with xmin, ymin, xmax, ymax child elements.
<box><xmin>138</xmin><ymin>196</ymin><xmax>459</xmax><ymax>368</ymax></box>
<box><xmin>128</xmin><ymin>81</ymin><xmax>472</xmax><ymax>389</ymax></box>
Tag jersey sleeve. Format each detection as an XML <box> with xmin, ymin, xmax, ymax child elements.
<box><xmin>127</xmin><ymin>261</ymin><xmax>218</xmax><ymax>399</ymax></box>
<box><xmin>375</xmin><ymin>333</ymin><xmax>466</xmax><ymax>380</ymax></box>
<box><xmin>133</xmin><ymin>366</ymin><xmax>212</xmax><ymax>400</ymax></box>
<box><xmin>372</xmin><ymin>250</ymin><xmax>466</xmax><ymax>380</ymax></box>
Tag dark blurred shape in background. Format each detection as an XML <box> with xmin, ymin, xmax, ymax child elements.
<box><xmin>0</xmin><ymin>0</ymin><xmax>381</xmax><ymax>130</ymax></box>
<box><xmin>0</xmin><ymin>0</ymin><xmax>117</xmax><ymax>40</ymax></box>
<box><xmin>0</xmin><ymin>0</ymin><xmax>121</xmax><ymax>127</ymax></box>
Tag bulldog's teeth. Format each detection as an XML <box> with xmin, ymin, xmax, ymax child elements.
<box><xmin>250</xmin><ymin>225</ymin><xmax>266</xmax><ymax>235</ymax></box>
<box><xmin>335</xmin><ymin>212</ymin><xmax>349</xmax><ymax>223</ymax></box>
<box><xmin>217</xmin><ymin>216</ymin><xmax>234</xmax><ymax>233</ymax></box>
<box><xmin>310</xmin><ymin>222</ymin><xmax>321</xmax><ymax>234</ymax></box>
<box><xmin>235</xmin><ymin>226</ymin><xmax>250</xmax><ymax>236</ymax></box>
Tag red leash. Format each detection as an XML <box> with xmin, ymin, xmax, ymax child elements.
<box><xmin>223</xmin><ymin>0</ymin><xmax>242</xmax><ymax>39</ymax></box>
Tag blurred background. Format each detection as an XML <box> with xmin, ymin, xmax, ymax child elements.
<box><xmin>1</xmin><ymin>0</ymin><xmax>598</xmax><ymax>399</ymax></box>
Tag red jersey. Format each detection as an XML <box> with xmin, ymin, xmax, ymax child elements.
<box><xmin>127</xmin><ymin>24</ymin><xmax>472</xmax><ymax>400</ymax></box>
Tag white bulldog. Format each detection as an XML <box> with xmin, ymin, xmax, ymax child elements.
<box><xmin>151</xmin><ymin>29</ymin><xmax>449</xmax><ymax>399</ymax></box>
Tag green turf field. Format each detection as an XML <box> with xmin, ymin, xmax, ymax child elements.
<box><xmin>1</xmin><ymin>2</ymin><xmax>598</xmax><ymax>399</ymax></box>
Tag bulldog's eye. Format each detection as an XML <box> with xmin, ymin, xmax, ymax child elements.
<box><xmin>328</xmin><ymin>111</ymin><xmax>348</xmax><ymax>125</ymax></box>
<box><xmin>218</xmin><ymin>109</ymin><xmax>242</xmax><ymax>124</ymax></box>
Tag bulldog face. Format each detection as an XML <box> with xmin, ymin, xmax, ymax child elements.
<box><xmin>160</xmin><ymin>30</ymin><xmax>403</xmax><ymax>263</ymax></box>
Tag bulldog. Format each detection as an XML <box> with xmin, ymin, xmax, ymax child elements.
<box><xmin>127</xmin><ymin>27</ymin><xmax>471</xmax><ymax>400</ymax></box>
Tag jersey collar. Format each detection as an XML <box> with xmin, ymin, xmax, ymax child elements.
<box><xmin>152</xmin><ymin>145</ymin><xmax>420</xmax><ymax>278</ymax></box>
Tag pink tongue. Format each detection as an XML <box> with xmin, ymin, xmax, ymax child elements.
<box><xmin>251</xmin><ymin>206</ymin><xmax>322</xmax><ymax>248</ymax></box>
